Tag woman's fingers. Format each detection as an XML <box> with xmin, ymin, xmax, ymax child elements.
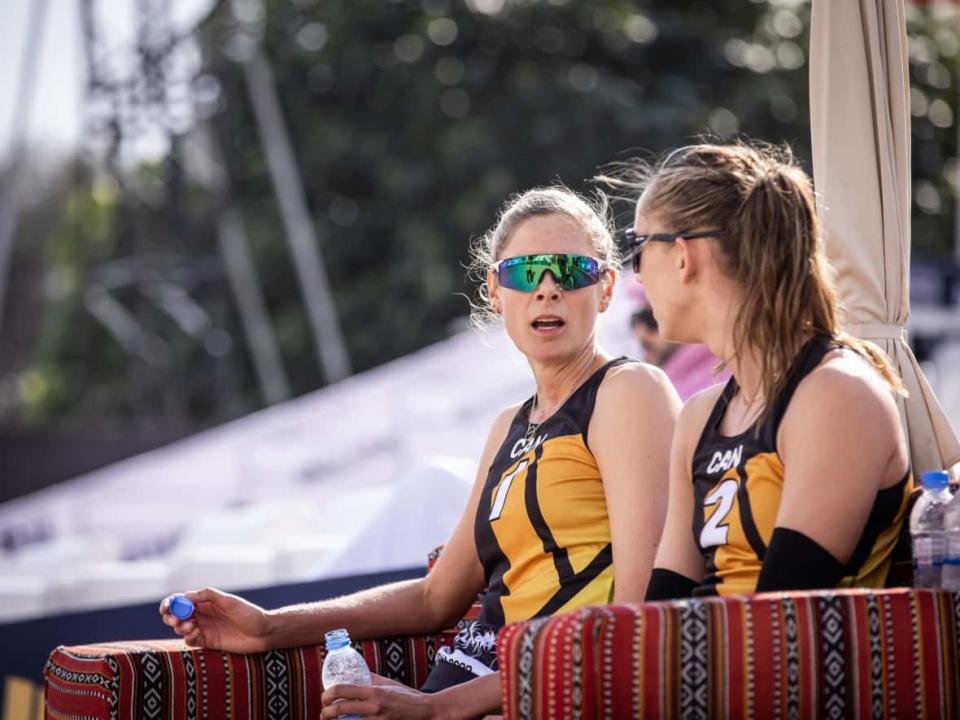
<box><xmin>160</xmin><ymin>613</ymin><xmax>179</xmax><ymax>628</ymax></box>
<box><xmin>319</xmin><ymin>699</ymin><xmax>379</xmax><ymax>719</ymax></box>
<box><xmin>184</xmin><ymin>627</ymin><xmax>203</xmax><ymax>646</ymax></box>
<box><xmin>321</xmin><ymin>684</ymin><xmax>373</xmax><ymax>706</ymax></box>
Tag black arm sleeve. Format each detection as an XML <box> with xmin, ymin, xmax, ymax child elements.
<box><xmin>755</xmin><ymin>527</ymin><xmax>845</xmax><ymax>592</ymax></box>
<box><xmin>645</xmin><ymin>568</ymin><xmax>698</xmax><ymax>601</ymax></box>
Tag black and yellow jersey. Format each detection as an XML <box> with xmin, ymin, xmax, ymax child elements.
<box><xmin>474</xmin><ymin>356</ymin><xmax>633</xmax><ymax>627</ymax></box>
<box><xmin>691</xmin><ymin>334</ymin><xmax>912</xmax><ymax>597</ymax></box>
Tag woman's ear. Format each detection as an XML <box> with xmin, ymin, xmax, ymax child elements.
<box><xmin>598</xmin><ymin>268</ymin><xmax>616</xmax><ymax>312</ymax></box>
<box><xmin>486</xmin><ymin>268</ymin><xmax>501</xmax><ymax>313</ymax></box>
<box><xmin>675</xmin><ymin>238</ymin><xmax>696</xmax><ymax>283</ymax></box>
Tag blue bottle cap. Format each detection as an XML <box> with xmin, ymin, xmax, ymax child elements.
<box><xmin>921</xmin><ymin>470</ymin><xmax>950</xmax><ymax>491</ymax></box>
<box><xmin>324</xmin><ymin>628</ymin><xmax>350</xmax><ymax>650</ymax></box>
<box><xmin>169</xmin><ymin>594</ymin><xmax>194</xmax><ymax>621</ymax></box>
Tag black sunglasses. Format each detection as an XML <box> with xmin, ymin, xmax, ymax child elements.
<box><xmin>623</xmin><ymin>228</ymin><xmax>728</xmax><ymax>272</ymax></box>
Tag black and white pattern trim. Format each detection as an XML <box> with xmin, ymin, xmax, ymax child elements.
<box><xmin>264</xmin><ymin>650</ymin><xmax>290</xmax><ymax>720</ymax></box>
<box><xmin>783</xmin><ymin>597</ymin><xmax>801</xmax><ymax>720</ymax></box>
<box><xmin>183</xmin><ymin>651</ymin><xmax>197</xmax><ymax>720</ymax></box>
<box><xmin>866</xmin><ymin>594</ymin><xmax>884</xmax><ymax>718</ymax></box>
<box><xmin>140</xmin><ymin>652</ymin><xmax>164</xmax><ymax>720</ymax></box>
<box><xmin>819</xmin><ymin>594</ymin><xmax>847</xmax><ymax>720</ymax></box>
<box><xmin>679</xmin><ymin>600</ymin><xmax>709</xmax><ymax>720</ymax></box>
<box><xmin>882</xmin><ymin>594</ymin><xmax>897</xmax><ymax>718</ymax></box>
<box><xmin>517</xmin><ymin>617</ymin><xmax>549</xmax><ymax>720</ymax></box>
<box><xmin>571</xmin><ymin>614</ymin><xmax>584</xmax><ymax>720</ymax></box>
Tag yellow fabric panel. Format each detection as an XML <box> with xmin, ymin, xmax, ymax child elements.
<box><xmin>535</xmin><ymin>435</ymin><xmax>612</xmax><ymax>574</ymax></box>
<box><xmin>490</xmin><ymin>434</ymin><xmax>613</xmax><ymax>624</ymax></box>
<box><xmin>554</xmin><ymin>562</ymin><xmax>616</xmax><ymax>616</ymax></box>
<box><xmin>708</xmin><ymin>466</ymin><xmax>763</xmax><ymax>597</ymax></box>
<box><xmin>500</xmin><ymin>556</ymin><xmax>563</xmax><ymax>623</ymax></box>
<box><xmin>742</xmin><ymin>452</ymin><xmax>785</xmax><ymax>545</ymax></box>
<box><xmin>711</xmin><ymin>452</ymin><xmax>782</xmax><ymax>597</ymax></box>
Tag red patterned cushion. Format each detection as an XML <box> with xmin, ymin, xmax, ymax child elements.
<box><xmin>497</xmin><ymin>588</ymin><xmax>960</xmax><ymax>719</ymax></box>
<box><xmin>45</xmin><ymin>634</ymin><xmax>455</xmax><ymax>720</ymax></box>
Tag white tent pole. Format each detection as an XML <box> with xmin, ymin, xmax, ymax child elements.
<box><xmin>0</xmin><ymin>0</ymin><xmax>51</xmax><ymax>339</ymax></box>
<box><xmin>241</xmin><ymin>50</ymin><xmax>352</xmax><ymax>384</ymax></box>
<box><xmin>185</xmin><ymin>125</ymin><xmax>293</xmax><ymax>405</ymax></box>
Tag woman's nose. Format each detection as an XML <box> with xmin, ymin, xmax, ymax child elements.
<box><xmin>535</xmin><ymin>271</ymin><xmax>562</xmax><ymax>299</ymax></box>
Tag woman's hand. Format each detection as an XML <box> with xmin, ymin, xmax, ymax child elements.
<box><xmin>159</xmin><ymin>587</ymin><xmax>271</xmax><ymax>653</ymax></box>
<box><xmin>320</xmin><ymin>684</ymin><xmax>441</xmax><ymax>720</ymax></box>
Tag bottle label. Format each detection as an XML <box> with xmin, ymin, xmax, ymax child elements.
<box><xmin>912</xmin><ymin>536</ymin><xmax>945</xmax><ymax>567</ymax></box>
<box><xmin>944</xmin><ymin>533</ymin><xmax>960</xmax><ymax>565</ymax></box>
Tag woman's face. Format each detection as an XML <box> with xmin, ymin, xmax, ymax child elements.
<box><xmin>488</xmin><ymin>214</ymin><xmax>614</xmax><ymax>364</ymax></box>
<box><xmin>631</xmin><ymin>195</ymin><xmax>694</xmax><ymax>343</ymax></box>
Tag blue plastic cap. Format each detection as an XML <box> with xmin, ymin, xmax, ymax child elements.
<box><xmin>169</xmin><ymin>594</ymin><xmax>194</xmax><ymax>621</ymax></box>
<box><xmin>324</xmin><ymin>628</ymin><xmax>350</xmax><ymax>650</ymax></box>
<box><xmin>921</xmin><ymin>470</ymin><xmax>950</xmax><ymax>491</ymax></box>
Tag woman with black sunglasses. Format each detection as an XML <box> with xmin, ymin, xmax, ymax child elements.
<box><xmin>612</xmin><ymin>141</ymin><xmax>913</xmax><ymax>601</ymax></box>
<box><xmin>160</xmin><ymin>186</ymin><xmax>679</xmax><ymax>719</ymax></box>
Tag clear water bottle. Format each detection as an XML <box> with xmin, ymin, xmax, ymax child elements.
<box><xmin>941</xmin><ymin>475</ymin><xmax>960</xmax><ymax>592</ymax></box>
<box><xmin>910</xmin><ymin>470</ymin><xmax>952</xmax><ymax>588</ymax></box>
<box><xmin>321</xmin><ymin>629</ymin><xmax>371</xmax><ymax>719</ymax></box>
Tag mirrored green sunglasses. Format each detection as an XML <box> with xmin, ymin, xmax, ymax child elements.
<box><xmin>495</xmin><ymin>254</ymin><xmax>602</xmax><ymax>292</ymax></box>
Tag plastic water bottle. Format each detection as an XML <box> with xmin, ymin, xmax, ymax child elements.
<box><xmin>321</xmin><ymin>629</ymin><xmax>371</xmax><ymax>719</ymax></box>
<box><xmin>911</xmin><ymin>470</ymin><xmax>952</xmax><ymax>588</ymax></box>
<box><xmin>941</xmin><ymin>475</ymin><xmax>960</xmax><ymax>591</ymax></box>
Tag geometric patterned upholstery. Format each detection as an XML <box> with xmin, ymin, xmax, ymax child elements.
<box><xmin>45</xmin><ymin>634</ymin><xmax>456</xmax><ymax>720</ymax></box>
<box><xmin>45</xmin><ymin>547</ymin><xmax>476</xmax><ymax>720</ymax></box>
<box><xmin>496</xmin><ymin>588</ymin><xmax>960</xmax><ymax>719</ymax></box>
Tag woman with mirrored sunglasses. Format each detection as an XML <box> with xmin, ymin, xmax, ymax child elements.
<box><xmin>608</xmin><ymin>141</ymin><xmax>912</xmax><ymax>602</ymax></box>
<box><xmin>160</xmin><ymin>186</ymin><xmax>680</xmax><ymax>720</ymax></box>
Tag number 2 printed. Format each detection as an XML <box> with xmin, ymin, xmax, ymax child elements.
<box><xmin>699</xmin><ymin>478</ymin><xmax>738</xmax><ymax>548</ymax></box>
<box><xmin>489</xmin><ymin>460</ymin><xmax>528</xmax><ymax>521</ymax></box>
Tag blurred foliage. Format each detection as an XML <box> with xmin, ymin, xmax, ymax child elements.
<box><xmin>5</xmin><ymin>0</ymin><xmax>959</xmax><ymax>435</ymax></box>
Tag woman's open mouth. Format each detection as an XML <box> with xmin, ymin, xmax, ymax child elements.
<box><xmin>531</xmin><ymin>316</ymin><xmax>565</xmax><ymax>334</ymax></box>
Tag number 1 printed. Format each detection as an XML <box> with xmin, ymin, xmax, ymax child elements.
<box><xmin>489</xmin><ymin>460</ymin><xmax>528</xmax><ymax>521</ymax></box>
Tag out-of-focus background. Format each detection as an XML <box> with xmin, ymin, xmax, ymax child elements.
<box><xmin>1</xmin><ymin>0</ymin><xmax>959</xmax><ymax>712</ymax></box>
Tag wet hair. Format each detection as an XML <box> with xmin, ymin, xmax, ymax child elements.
<box><xmin>603</xmin><ymin>141</ymin><xmax>904</xmax><ymax>414</ymax></box>
<box><xmin>468</xmin><ymin>185</ymin><xmax>619</xmax><ymax>326</ymax></box>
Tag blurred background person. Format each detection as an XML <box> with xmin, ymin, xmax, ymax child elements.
<box><xmin>630</xmin><ymin>285</ymin><xmax>729</xmax><ymax>401</ymax></box>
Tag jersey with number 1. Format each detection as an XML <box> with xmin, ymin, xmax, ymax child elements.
<box><xmin>474</xmin><ymin>357</ymin><xmax>633</xmax><ymax>628</ymax></box>
<box><xmin>691</xmin><ymin>334</ymin><xmax>912</xmax><ymax>596</ymax></box>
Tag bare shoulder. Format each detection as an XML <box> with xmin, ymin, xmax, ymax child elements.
<box><xmin>595</xmin><ymin>360</ymin><xmax>682</xmax><ymax>420</ymax></box>
<box><xmin>487</xmin><ymin>402</ymin><xmax>522</xmax><ymax>441</ymax></box>
<box><xmin>599</xmin><ymin>360</ymin><xmax>675</xmax><ymax>398</ymax></box>
<box><xmin>470</xmin><ymin>402</ymin><xmax>523</xmax><ymax>487</ymax></box>
<box><xmin>781</xmin><ymin>350</ymin><xmax>906</xmax><ymax>475</ymax></box>
<box><xmin>677</xmin><ymin>382</ymin><xmax>727</xmax><ymax>438</ymax></box>
<box><xmin>791</xmin><ymin>351</ymin><xmax>900</xmax><ymax>424</ymax></box>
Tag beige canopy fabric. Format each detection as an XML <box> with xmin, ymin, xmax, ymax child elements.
<box><xmin>809</xmin><ymin>0</ymin><xmax>960</xmax><ymax>475</ymax></box>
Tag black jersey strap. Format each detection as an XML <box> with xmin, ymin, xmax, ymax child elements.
<box><xmin>703</xmin><ymin>334</ymin><xmax>838</xmax><ymax>449</ymax></box>
<box><xmin>692</xmin><ymin>377</ymin><xmax>738</xmax><ymax>452</ymax></box>
<box><xmin>581</xmin><ymin>356</ymin><xmax>637</xmax><ymax>450</ymax></box>
<box><xmin>645</xmin><ymin>567</ymin><xmax>698</xmax><ymax>601</ymax></box>
<box><xmin>755</xmin><ymin>527</ymin><xmax>844</xmax><ymax>592</ymax></box>
<box><xmin>766</xmin><ymin>333</ymin><xmax>838</xmax><ymax>448</ymax></box>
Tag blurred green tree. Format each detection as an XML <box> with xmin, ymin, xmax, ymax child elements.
<box><xmin>5</xmin><ymin>0</ymin><xmax>958</xmax><ymax>473</ymax></box>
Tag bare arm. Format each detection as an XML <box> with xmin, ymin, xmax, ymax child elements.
<box><xmin>648</xmin><ymin>385</ymin><xmax>724</xmax><ymax>587</ymax></box>
<box><xmin>773</xmin><ymin>357</ymin><xmax>908</xmax><ymax>564</ymax></box>
<box><xmin>161</xmin><ymin>406</ymin><xmax>517</xmax><ymax>652</ymax></box>
<box><xmin>589</xmin><ymin>363</ymin><xmax>681</xmax><ymax>602</ymax></box>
